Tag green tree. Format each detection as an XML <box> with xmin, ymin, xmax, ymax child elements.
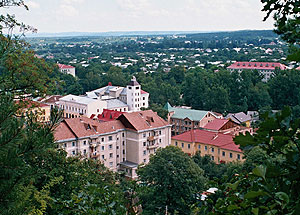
<box><xmin>137</xmin><ymin>146</ymin><xmax>207</xmax><ymax>215</ymax></box>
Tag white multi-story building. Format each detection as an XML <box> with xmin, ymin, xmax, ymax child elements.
<box><xmin>58</xmin><ymin>95</ymin><xmax>107</xmax><ymax>118</ymax></box>
<box><xmin>57</xmin><ymin>63</ymin><xmax>76</xmax><ymax>77</ymax></box>
<box><xmin>54</xmin><ymin>110</ymin><xmax>171</xmax><ymax>178</ymax></box>
<box><xmin>86</xmin><ymin>76</ymin><xmax>149</xmax><ymax>112</ymax></box>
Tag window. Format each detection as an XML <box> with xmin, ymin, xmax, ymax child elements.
<box><xmin>109</xmin><ymin>153</ymin><xmax>113</xmax><ymax>158</ymax></box>
<box><xmin>211</xmin><ymin>147</ymin><xmax>214</xmax><ymax>152</ymax></box>
<box><xmin>117</xmin><ymin>154</ymin><xmax>119</xmax><ymax>158</ymax></box>
<box><xmin>143</xmin><ymin>159</ymin><xmax>146</xmax><ymax>163</ymax></box>
<box><xmin>101</xmin><ymin>146</ymin><xmax>105</xmax><ymax>151</ymax></box>
<box><xmin>123</xmin><ymin>150</ymin><xmax>125</xmax><ymax>154</ymax></box>
<box><xmin>97</xmin><ymin>109</ymin><xmax>99</xmax><ymax>112</ymax></box>
<box><xmin>222</xmin><ymin>151</ymin><xmax>225</xmax><ymax>156</ymax></box>
<box><xmin>143</xmin><ymin>133</ymin><xmax>146</xmax><ymax>138</ymax></box>
<box><xmin>230</xmin><ymin>153</ymin><xmax>233</xmax><ymax>158</ymax></box>
<box><xmin>159</xmin><ymin>130</ymin><xmax>161</xmax><ymax>135</ymax></box>
<box><xmin>122</xmin><ymin>141</ymin><xmax>125</xmax><ymax>146</ymax></box>
<box><xmin>102</xmin><ymin>155</ymin><xmax>105</xmax><ymax>159</ymax></box>
<box><xmin>109</xmin><ymin>144</ymin><xmax>113</xmax><ymax>150</ymax></box>
<box><xmin>101</xmin><ymin>137</ymin><xmax>104</xmax><ymax>142</ymax></box>
<box><xmin>211</xmin><ymin>156</ymin><xmax>214</xmax><ymax>161</ymax></box>
<box><xmin>188</xmin><ymin>144</ymin><xmax>191</xmax><ymax>149</ymax></box>
<box><xmin>122</xmin><ymin>133</ymin><xmax>125</xmax><ymax>137</ymax></box>
<box><xmin>64</xmin><ymin>143</ymin><xmax>67</xmax><ymax>148</ymax></box>
<box><xmin>237</xmin><ymin>154</ymin><xmax>240</xmax><ymax>160</ymax></box>
<box><xmin>175</xmin><ymin>141</ymin><xmax>178</xmax><ymax>146</ymax></box>
<box><xmin>181</xmin><ymin>143</ymin><xmax>184</xmax><ymax>148</ymax></box>
<box><xmin>109</xmin><ymin>162</ymin><xmax>113</xmax><ymax>167</ymax></box>
<box><xmin>72</xmin><ymin>150</ymin><xmax>75</xmax><ymax>155</ymax></box>
<box><xmin>83</xmin><ymin>140</ymin><xmax>86</xmax><ymax>145</ymax></box>
<box><xmin>143</xmin><ymin>150</ymin><xmax>147</xmax><ymax>155</ymax></box>
<box><xmin>143</xmin><ymin>142</ymin><xmax>146</xmax><ymax>147</ymax></box>
<box><xmin>205</xmin><ymin>146</ymin><xmax>208</xmax><ymax>151</ymax></box>
<box><xmin>83</xmin><ymin>149</ymin><xmax>86</xmax><ymax>154</ymax></box>
<box><xmin>72</xmin><ymin>142</ymin><xmax>76</xmax><ymax>147</ymax></box>
<box><xmin>108</xmin><ymin>136</ymin><xmax>112</xmax><ymax>141</ymax></box>
<box><xmin>198</xmin><ymin>145</ymin><xmax>200</xmax><ymax>149</ymax></box>
<box><xmin>116</xmin><ymin>146</ymin><xmax>119</xmax><ymax>149</ymax></box>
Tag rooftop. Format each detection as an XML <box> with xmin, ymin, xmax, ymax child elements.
<box><xmin>172</xmin><ymin>129</ymin><xmax>242</xmax><ymax>152</ymax></box>
<box><xmin>57</xmin><ymin>63</ymin><xmax>75</xmax><ymax>69</ymax></box>
<box><xmin>60</xmin><ymin>94</ymin><xmax>98</xmax><ymax>105</ymax></box>
<box><xmin>227</xmin><ymin>61</ymin><xmax>286</xmax><ymax>70</ymax></box>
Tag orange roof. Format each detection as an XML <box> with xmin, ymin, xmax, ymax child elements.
<box><xmin>118</xmin><ymin>110</ymin><xmax>169</xmax><ymax>131</ymax></box>
<box><xmin>54</xmin><ymin>117</ymin><xmax>125</xmax><ymax>141</ymax></box>
<box><xmin>16</xmin><ymin>100</ymin><xmax>49</xmax><ymax>108</ymax></box>
<box><xmin>203</xmin><ymin>119</ymin><xmax>229</xmax><ymax>130</ymax></box>
<box><xmin>57</xmin><ymin>63</ymin><xmax>75</xmax><ymax>69</ymax></box>
<box><xmin>141</xmin><ymin>90</ymin><xmax>149</xmax><ymax>94</ymax></box>
<box><xmin>172</xmin><ymin>129</ymin><xmax>242</xmax><ymax>152</ymax></box>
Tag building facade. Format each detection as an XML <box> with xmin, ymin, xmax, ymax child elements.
<box><xmin>54</xmin><ymin>110</ymin><xmax>171</xmax><ymax>178</ymax></box>
<box><xmin>171</xmin><ymin>129</ymin><xmax>244</xmax><ymax>164</ymax></box>
<box><xmin>227</xmin><ymin>61</ymin><xmax>286</xmax><ymax>82</ymax></box>
<box><xmin>165</xmin><ymin>102</ymin><xmax>219</xmax><ymax>136</ymax></box>
<box><xmin>57</xmin><ymin>63</ymin><xmax>76</xmax><ymax>77</ymax></box>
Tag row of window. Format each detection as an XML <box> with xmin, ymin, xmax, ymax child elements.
<box><xmin>60</xmin><ymin>104</ymin><xmax>86</xmax><ymax>114</ymax></box>
<box><xmin>175</xmin><ymin>142</ymin><xmax>241</xmax><ymax>160</ymax></box>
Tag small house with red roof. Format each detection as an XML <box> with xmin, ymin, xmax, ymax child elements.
<box><xmin>57</xmin><ymin>63</ymin><xmax>76</xmax><ymax>77</ymax></box>
<box><xmin>227</xmin><ymin>61</ymin><xmax>287</xmax><ymax>81</ymax></box>
<box><xmin>16</xmin><ymin>100</ymin><xmax>51</xmax><ymax>122</ymax></box>
<box><xmin>172</xmin><ymin>129</ymin><xmax>243</xmax><ymax>164</ymax></box>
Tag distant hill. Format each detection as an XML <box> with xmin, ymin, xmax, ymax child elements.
<box><xmin>25</xmin><ymin>31</ymin><xmax>209</xmax><ymax>38</ymax></box>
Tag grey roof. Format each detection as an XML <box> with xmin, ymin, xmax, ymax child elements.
<box><xmin>60</xmin><ymin>94</ymin><xmax>98</xmax><ymax>105</ymax></box>
<box><xmin>106</xmin><ymin>99</ymin><xmax>128</xmax><ymax>109</ymax></box>
<box><xmin>120</xmin><ymin>88</ymin><xmax>127</xmax><ymax>95</ymax></box>
<box><xmin>226</xmin><ymin>112</ymin><xmax>251</xmax><ymax>124</ymax></box>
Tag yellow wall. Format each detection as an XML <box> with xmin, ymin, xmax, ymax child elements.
<box><xmin>171</xmin><ymin>139</ymin><xmax>244</xmax><ymax>163</ymax></box>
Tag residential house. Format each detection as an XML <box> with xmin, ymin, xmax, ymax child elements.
<box><xmin>165</xmin><ymin>102</ymin><xmax>218</xmax><ymax>135</ymax></box>
<box><xmin>227</xmin><ymin>61</ymin><xmax>287</xmax><ymax>82</ymax></box>
<box><xmin>17</xmin><ymin>100</ymin><xmax>51</xmax><ymax>122</ymax></box>
<box><xmin>57</xmin><ymin>63</ymin><xmax>76</xmax><ymax>77</ymax></box>
<box><xmin>54</xmin><ymin>110</ymin><xmax>171</xmax><ymax>179</ymax></box>
<box><xmin>226</xmin><ymin>112</ymin><xmax>252</xmax><ymax>127</ymax></box>
<box><xmin>172</xmin><ymin>129</ymin><xmax>243</xmax><ymax>164</ymax></box>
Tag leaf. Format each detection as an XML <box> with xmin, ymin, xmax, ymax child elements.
<box><xmin>227</xmin><ymin>180</ymin><xmax>240</xmax><ymax>191</ymax></box>
<box><xmin>275</xmin><ymin>192</ymin><xmax>289</xmax><ymax>207</ymax></box>
<box><xmin>252</xmin><ymin>208</ymin><xmax>259</xmax><ymax>215</ymax></box>
<box><xmin>252</xmin><ymin>165</ymin><xmax>267</xmax><ymax>180</ymax></box>
<box><xmin>227</xmin><ymin>204</ymin><xmax>240</xmax><ymax>211</ymax></box>
<box><xmin>245</xmin><ymin>190</ymin><xmax>267</xmax><ymax>199</ymax></box>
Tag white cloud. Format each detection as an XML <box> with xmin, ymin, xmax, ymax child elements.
<box><xmin>116</xmin><ymin>0</ymin><xmax>151</xmax><ymax>18</ymax></box>
<box><xmin>58</xmin><ymin>4</ymin><xmax>79</xmax><ymax>17</ymax></box>
<box><xmin>26</xmin><ymin>1</ymin><xmax>40</xmax><ymax>9</ymax></box>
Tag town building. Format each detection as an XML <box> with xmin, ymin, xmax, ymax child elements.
<box><xmin>85</xmin><ymin>76</ymin><xmax>149</xmax><ymax>112</ymax></box>
<box><xmin>203</xmin><ymin>118</ymin><xmax>253</xmax><ymax>136</ymax></box>
<box><xmin>90</xmin><ymin>109</ymin><xmax>124</xmax><ymax>122</ymax></box>
<box><xmin>226</xmin><ymin>112</ymin><xmax>252</xmax><ymax>127</ymax></box>
<box><xmin>171</xmin><ymin>129</ymin><xmax>243</xmax><ymax>164</ymax></box>
<box><xmin>58</xmin><ymin>95</ymin><xmax>107</xmax><ymax>118</ymax></box>
<box><xmin>54</xmin><ymin>110</ymin><xmax>171</xmax><ymax>178</ymax></box>
<box><xmin>165</xmin><ymin>102</ymin><xmax>220</xmax><ymax>136</ymax></box>
<box><xmin>57</xmin><ymin>63</ymin><xmax>76</xmax><ymax>77</ymax></box>
<box><xmin>227</xmin><ymin>61</ymin><xmax>287</xmax><ymax>81</ymax></box>
<box><xmin>17</xmin><ymin>100</ymin><xmax>51</xmax><ymax>122</ymax></box>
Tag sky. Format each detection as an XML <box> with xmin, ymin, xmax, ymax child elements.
<box><xmin>0</xmin><ymin>0</ymin><xmax>275</xmax><ymax>33</ymax></box>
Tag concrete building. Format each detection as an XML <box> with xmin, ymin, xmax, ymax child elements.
<box><xmin>58</xmin><ymin>94</ymin><xmax>107</xmax><ymax>118</ymax></box>
<box><xmin>226</xmin><ymin>112</ymin><xmax>252</xmax><ymax>128</ymax></box>
<box><xmin>57</xmin><ymin>63</ymin><xmax>76</xmax><ymax>77</ymax></box>
<box><xmin>165</xmin><ymin>102</ymin><xmax>219</xmax><ymax>136</ymax></box>
<box><xmin>171</xmin><ymin>129</ymin><xmax>244</xmax><ymax>164</ymax></box>
<box><xmin>227</xmin><ymin>61</ymin><xmax>287</xmax><ymax>82</ymax></box>
<box><xmin>85</xmin><ymin>76</ymin><xmax>149</xmax><ymax>112</ymax></box>
<box><xmin>54</xmin><ymin>110</ymin><xmax>171</xmax><ymax>179</ymax></box>
<box><xmin>17</xmin><ymin>100</ymin><xmax>51</xmax><ymax>123</ymax></box>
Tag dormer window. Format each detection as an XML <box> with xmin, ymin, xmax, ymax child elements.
<box><xmin>266</xmin><ymin>64</ymin><xmax>269</xmax><ymax>67</ymax></box>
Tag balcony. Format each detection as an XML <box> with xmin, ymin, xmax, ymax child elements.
<box><xmin>147</xmin><ymin>143</ymin><xmax>158</xmax><ymax>150</ymax></box>
<box><xmin>147</xmin><ymin>136</ymin><xmax>155</xmax><ymax>141</ymax></box>
<box><xmin>91</xmin><ymin>152</ymin><xmax>99</xmax><ymax>158</ymax></box>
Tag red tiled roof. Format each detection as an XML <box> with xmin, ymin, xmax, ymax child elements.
<box><xmin>227</xmin><ymin>62</ymin><xmax>286</xmax><ymax>70</ymax></box>
<box><xmin>203</xmin><ymin>119</ymin><xmax>229</xmax><ymax>131</ymax></box>
<box><xmin>296</xmin><ymin>66</ymin><xmax>300</xmax><ymax>70</ymax></box>
<box><xmin>141</xmin><ymin>90</ymin><xmax>149</xmax><ymax>94</ymax></box>
<box><xmin>95</xmin><ymin>109</ymin><xmax>124</xmax><ymax>122</ymax></box>
<box><xmin>43</xmin><ymin>95</ymin><xmax>63</xmax><ymax>104</ymax></box>
<box><xmin>54</xmin><ymin>117</ymin><xmax>125</xmax><ymax>141</ymax></box>
<box><xmin>57</xmin><ymin>63</ymin><xmax>75</xmax><ymax>69</ymax></box>
<box><xmin>118</xmin><ymin>110</ymin><xmax>169</xmax><ymax>131</ymax></box>
<box><xmin>172</xmin><ymin>129</ymin><xmax>242</xmax><ymax>152</ymax></box>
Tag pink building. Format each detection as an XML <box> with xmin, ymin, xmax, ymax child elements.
<box><xmin>227</xmin><ymin>61</ymin><xmax>286</xmax><ymax>81</ymax></box>
<box><xmin>54</xmin><ymin>110</ymin><xmax>171</xmax><ymax>178</ymax></box>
